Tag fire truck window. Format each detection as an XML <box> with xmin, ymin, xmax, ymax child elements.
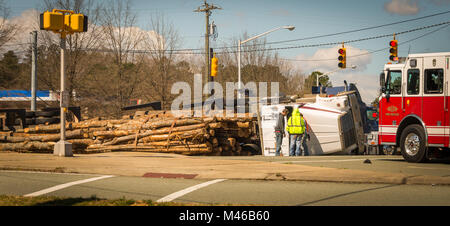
<box><xmin>407</xmin><ymin>69</ymin><xmax>420</xmax><ymax>95</ymax></box>
<box><xmin>387</xmin><ymin>71</ymin><xmax>402</xmax><ymax>95</ymax></box>
<box><xmin>424</xmin><ymin>69</ymin><xmax>444</xmax><ymax>94</ymax></box>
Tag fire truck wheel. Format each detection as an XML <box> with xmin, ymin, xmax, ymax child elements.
<box><xmin>400</xmin><ymin>124</ymin><xmax>427</xmax><ymax>163</ymax></box>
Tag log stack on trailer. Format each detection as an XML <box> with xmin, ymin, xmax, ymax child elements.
<box><xmin>0</xmin><ymin>111</ymin><xmax>259</xmax><ymax>156</ymax></box>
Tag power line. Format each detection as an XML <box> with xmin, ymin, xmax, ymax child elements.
<box><xmin>256</xmin><ymin>10</ymin><xmax>450</xmax><ymax>46</ymax></box>
<box><xmin>77</xmin><ymin>20</ymin><xmax>449</xmax><ymax>55</ymax></box>
<box><xmin>282</xmin><ymin>23</ymin><xmax>450</xmax><ymax>62</ymax></box>
<box><xmin>166</xmin><ymin>10</ymin><xmax>450</xmax><ymax>52</ymax></box>
<box><xmin>215</xmin><ymin>21</ymin><xmax>450</xmax><ymax>54</ymax></box>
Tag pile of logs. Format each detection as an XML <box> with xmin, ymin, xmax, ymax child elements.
<box><xmin>0</xmin><ymin>111</ymin><xmax>258</xmax><ymax>155</ymax></box>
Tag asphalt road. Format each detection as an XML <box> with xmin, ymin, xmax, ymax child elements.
<box><xmin>195</xmin><ymin>155</ymin><xmax>450</xmax><ymax>177</ymax></box>
<box><xmin>1</xmin><ymin>170</ymin><xmax>450</xmax><ymax>206</ymax></box>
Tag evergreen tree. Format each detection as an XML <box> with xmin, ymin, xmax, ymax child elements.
<box><xmin>0</xmin><ymin>50</ymin><xmax>20</xmax><ymax>89</ymax></box>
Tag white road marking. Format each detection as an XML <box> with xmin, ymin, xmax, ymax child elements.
<box><xmin>24</xmin><ymin>175</ymin><xmax>115</xmax><ymax>197</ymax></box>
<box><xmin>157</xmin><ymin>179</ymin><xmax>227</xmax><ymax>203</ymax></box>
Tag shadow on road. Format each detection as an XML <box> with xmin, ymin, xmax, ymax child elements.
<box><xmin>296</xmin><ymin>184</ymin><xmax>401</xmax><ymax>206</ymax></box>
<box><xmin>377</xmin><ymin>158</ymin><xmax>450</xmax><ymax>164</ymax></box>
<box><xmin>32</xmin><ymin>196</ymin><xmax>104</xmax><ymax>206</ymax></box>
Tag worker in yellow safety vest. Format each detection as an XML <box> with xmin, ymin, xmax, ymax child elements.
<box><xmin>286</xmin><ymin>107</ymin><xmax>309</xmax><ymax>156</ymax></box>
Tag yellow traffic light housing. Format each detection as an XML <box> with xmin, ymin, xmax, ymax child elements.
<box><xmin>40</xmin><ymin>9</ymin><xmax>88</xmax><ymax>38</ymax></box>
<box><xmin>338</xmin><ymin>47</ymin><xmax>346</xmax><ymax>69</ymax></box>
<box><xmin>65</xmin><ymin>14</ymin><xmax>88</xmax><ymax>33</ymax></box>
<box><xmin>389</xmin><ymin>39</ymin><xmax>398</xmax><ymax>61</ymax></box>
<box><xmin>211</xmin><ymin>56</ymin><xmax>218</xmax><ymax>77</ymax></box>
<box><xmin>40</xmin><ymin>11</ymin><xmax>64</xmax><ymax>31</ymax></box>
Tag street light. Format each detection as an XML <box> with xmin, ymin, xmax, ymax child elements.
<box><xmin>316</xmin><ymin>65</ymin><xmax>357</xmax><ymax>93</ymax></box>
<box><xmin>238</xmin><ymin>25</ymin><xmax>295</xmax><ymax>98</ymax></box>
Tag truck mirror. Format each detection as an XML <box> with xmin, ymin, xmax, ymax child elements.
<box><xmin>379</xmin><ymin>72</ymin><xmax>385</xmax><ymax>91</ymax></box>
<box><xmin>386</xmin><ymin>69</ymin><xmax>391</xmax><ymax>86</ymax></box>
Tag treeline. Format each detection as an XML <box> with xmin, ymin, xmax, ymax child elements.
<box><xmin>0</xmin><ymin>0</ymin><xmax>305</xmax><ymax>118</ymax></box>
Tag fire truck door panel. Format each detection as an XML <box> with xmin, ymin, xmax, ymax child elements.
<box><xmin>423</xmin><ymin>57</ymin><xmax>445</xmax><ymax>145</ymax></box>
<box><xmin>405</xmin><ymin>58</ymin><xmax>422</xmax><ymax>120</ymax></box>
<box><xmin>380</xmin><ymin>70</ymin><xmax>403</xmax><ymax>143</ymax></box>
<box><xmin>380</xmin><ymin>97</ymin><xmax>401</xmax><ymax>143</ymax></box>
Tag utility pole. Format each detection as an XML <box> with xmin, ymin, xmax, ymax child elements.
<box><xmin>194</xmin><ymin>0</ymin><xmax>221</xmax><ymax>92</ymax></box>
<box><xmin>30</xmin><ymin>31</ymin><xmax>37</xmax><ymax>111</ymax></box>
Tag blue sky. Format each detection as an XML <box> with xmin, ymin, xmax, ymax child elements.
<box><xmin>5</xmin><ymin>0</ymin><xmax>450</xmax><ymax>102</ymax></box>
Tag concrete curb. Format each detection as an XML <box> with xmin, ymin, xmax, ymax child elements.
<box><xmin>1</xmin><ymin>152</ymin><xmax>449</xmax><ymax>186</ymax></box>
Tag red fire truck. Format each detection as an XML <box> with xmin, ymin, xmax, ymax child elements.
<box><xmin>379</xmin><ymin>52</ymin><xmax>450</xmax><ymax>162</ymax></box>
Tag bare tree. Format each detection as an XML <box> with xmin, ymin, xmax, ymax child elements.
<box><xmin>0</xmin><ymin>0</ymin><xmax>18</xmax><ymax>48</ymax></box>
<box><xmin>143</xmin><ymin>13</ymin><xmax>182</xmax><ymax>110</ymax></box>
<box><xmin>214</xmin><ymin>34</ymin><xmax>292</xmax><ymax>96</ymax></box>
<box><xmin>40</xmin><ymin>0</ymin><xmax>104</xmax><ymax>105</ymax></box>
<box><xmin>100</xmin><ymin>0</ymin><xmax>145</xmax><ymax>115</ymax></box>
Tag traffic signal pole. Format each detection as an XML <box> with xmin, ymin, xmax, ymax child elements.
<box><xmin>40</xmin><ymin>9</ymin><xmax>88</xmax><ymax>157</ymax></box>
<box><xmin>54</xmin><ymin>34</ymin><xmax>73</xmax><ymax>157</ymax></box>
<box><xmin>210</xmin><ymin>48</ymin><xmax>214</xmax><ymax>94</ymax></box>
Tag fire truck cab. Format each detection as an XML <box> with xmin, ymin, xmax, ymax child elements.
<box><xmin>379</xmin><ymin>52</ymin><xmax>450</xmax><ymax>162</ymax></box>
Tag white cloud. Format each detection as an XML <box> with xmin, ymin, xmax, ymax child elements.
<box><xmin>384</xmin><ymin>0</ymin><xmax>419</xmax><ymax>15</ymax></box>
<box><xmin>1</xmin><ymin>9</ymin><xmax>164</xmax><ymax>56</ymax></box>
<box><xmin>292</xmin><ymin>45</ymin><xmax>372</xmax><ymax>74</ymax></box>
<box><xmin>329</xmin><ymin>72</ymin><xmax>380</xmax><ymax>104</ymax></box>
<box><xmin>288</xmin><ymin>45</ymin><xmax>377</xmax><ymax>103</ymax></box>
<box><xmin>0</xmin><ymin>9</ymin><xmax>40</xmax><ymax>55</ymax></box>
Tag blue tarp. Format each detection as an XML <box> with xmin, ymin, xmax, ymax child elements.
<box><xmin>311</xmin><ymin>86</ymin><xmax>326</xmax><ymax>94</ymax></box>
<box><xmin>0</xmin><ymin>90</ymin><xmax>50</xmax><ymax>98</ymax></box>
<box><xmin>324</xmin><ymin>86</ymin><xmax>346</xmax><ymax>96</ymax></box>
<box><xmin>311</xmin><ymin>86</ymin><xmax>347</xmax><ymax>95</ymax></box>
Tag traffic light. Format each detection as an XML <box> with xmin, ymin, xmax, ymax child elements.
<box><xmin>389</xmin><ymin>40</ymin><xmax>398</xmax><ymax>61</ymax></box>
<box><xmin>40</xmin><ymin>11</ymin><xmax>64</xmax><ymax>31</ymax></box>
<box><xmin>40</xmin><ymin>10</ymin><xmax>88</xmax><ymax>34</ymax></box>
<box><xmin>211</xmin><ymin>56</ymin><xmax>218</xmax><ymax>77</ymax></box>
<box><xmin>65</xmin><ymin>14</ymin><xmax>88</xmax><ymax>32</ymax></box>
<box><xmin>338</xmin><ymin>47</ymin><xmax>346</xmax><ymax>69</ymax></box>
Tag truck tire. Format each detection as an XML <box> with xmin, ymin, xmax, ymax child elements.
<box><xmin>400</xmin><ymin>124</ymin><xmax>427</xmax><ymax>163</ymax></box>
<box><xmin>25</xmin><ymin>111</ymin><xmax>35</xmax><ymax>118</ymax></box>
<box><xmin>242</xmin><ymin>143</ymin><xmax>261</xmax><ymax>155</ymax></box>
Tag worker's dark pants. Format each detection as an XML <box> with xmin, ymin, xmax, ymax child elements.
<box><xmin>275</xmin><ymin>132</ymin><xmax>283</xmax><ymax>156</ymax></box>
